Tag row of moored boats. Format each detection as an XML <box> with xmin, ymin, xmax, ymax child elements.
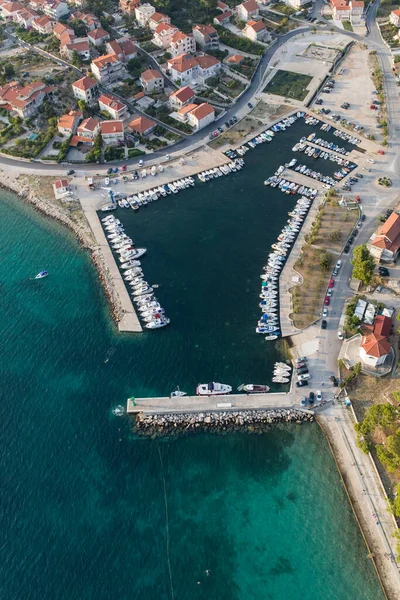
<box><xmin>272</xmin><ymin>362</ymin><xmax>292</xmax><ymax>384</ymax></box>
<box><xmin>112</xmin><ymin>177</ymin><xmax>196</xmax><ymax>210</ymax></box>
<box><xmin>197</xmin><ymin>159</ymin><xmax>244</xmax><ymax>182</ymax></box>
<box><xmin>102</xmin><ymin>215</ymin><xmax>170</xmax><ymax>329</ymax></box>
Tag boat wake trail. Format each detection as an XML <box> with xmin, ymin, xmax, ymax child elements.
<box><xmin>157</xmin><ymin>442</ymin><xmax>175</xmax><ymax>600</ymax></box>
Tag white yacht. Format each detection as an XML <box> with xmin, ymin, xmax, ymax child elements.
<box><xmin>196</xmin><ymin>382</ymin><xmax>232</xmax><ymax>396</ymax></box>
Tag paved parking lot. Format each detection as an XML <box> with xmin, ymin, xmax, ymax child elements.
<box><xmin>313</xmin><ymin>44</ymin><xmax>381</xmax><ymax>140</ymax></box>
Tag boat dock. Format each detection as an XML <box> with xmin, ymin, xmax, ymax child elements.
<box><xmin>84</xmin><ymin>209</ymin><xmax>142</xmax><ymax>332</ymax></box>
<box><xmin>126</xmin><ymin>392</ymin><xmax>297</xmax><ymax>414</ymax></box>
<box><xmin>281</xmin><ymin>168</ymin><xmax>326</xmax><ymax>191</ymax></box>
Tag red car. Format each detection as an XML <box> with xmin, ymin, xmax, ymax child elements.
<box><xmin>377</xmin><ymin>150</ymin><xmax>385</xmax><ymax>155</ymax></box>
<box><xmin>328</xmin><ymin>279</ymin><xmax>334</xmax><ymax>288</ymax></box>
<box><xmin>355</xmin><ymin>196</ymin><xmax>361</xmax><ymax>203</ymax></box>
<box><xmin>324</xmin><ymin>296</ymin><xmax>330</xmax><ymax>306</ymax></box>
<box><xmin>370</xmin><ymin>104</ymin><xmax>377</xmax><ymax>110</ymax></box>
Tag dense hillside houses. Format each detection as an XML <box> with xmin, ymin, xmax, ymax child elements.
<box><xmin>100</xmin><ymin>120</ymin><xmax>124</xmax><ymax>145</ymax></box>
<box><xmin>169</xmin><ymin>85</ymin><xmax>195</xmax><ymax>109</ymax></box>
<box><xmin>236</xmin><ymin>0</ymin><xmax>259</xmax><ymax>22</ymax></box>
<box><xmin>72</xmin><ymin>76</ymin><xmax>99</xmax><ymax>105</ymax></box>
<box><xmin>139</xmin><ymin>69</ymin><xmax>164</xmax><ymax>93</ymax></box>
<box><xmin>192</xmin><ymin>25</ymin><xmax>219</xmax><ymax>51</ymax></box>
<box><xmin>15</xmin><ymin>7</ymin><xmax>39</xmax><ymax>28</ymax></box>
<box><xmin>128</xmin><ymin>115</ymin><xmax>156</xmax><ymax>137</ymax></box>
<box><xmin>91</xmin><ymin>53</ymin><xmax>126</xmax><ymax>85</ymax></box>
<box><xmin>0</xmin><ymin>2</ymin><xmax>26</xmax><ymax>21</ymax></box>
<box><xmin>87</xmin><ymin>27</ymin><xmax>110</xmax><ymax>47</ymax></box>
<box><xmin>106</xmin><ymin>38</ymin><xmax>137</xmax><ymax>62</ymax></box>
<box><xmin>72</xmin><ymin>11</ymin><xmax>100</xmax><ymax>31</ymax></box>
<box><xmin>153</xmin><ymin>23</ymin><xmax>178</xmax><ymax>49</ymax></box>
<box><xmin>0</xmin><ymin>80</ymin><xmax>54</xmax><ymax>118</ymax></box>
<box><xmin>244</xmin><ymin>20</ymin><xmax>270</xmax><ymax>43</ymax></box>
<box><xmin>98</xmin><ymin>93</ymin><xmax>128</xmax><ymax>120</ymax></box>
<box><xmin>170</xmin><ymin>31</ymin><xmax>196</xmax><ymax>56</ymax></box>
<box><xmin>57</xmin><ymin>109</ymin><xmax>82</xmax><ymax>135</ymax></box>
<box><xmin>167</xmin><ymin>53</ymin><xmax>221</xmax><ymax>84</ymax></box>
<box><xmin>149</xmin><ymin>11</ymin><xmax>170</xmax><ymax>31</ymax></box>
<box><xmin>30</xmin><ymin>0</ymin><xmax>69</xmax><ymax>20</ymax></box>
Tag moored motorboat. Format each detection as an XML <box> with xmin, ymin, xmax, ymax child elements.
<box><xmin>237</xmin><ymin>384</ymin><xmax>270</xmax><ymax>393</ymax></box>
<box><xmin>35</xmin><ymin>270</ymin><xmax>48</xmax><ymax>279</ymax></box>
<box><xmin>196</xmin><ymin>382</ymin><xmax>232</xmax><ymax>396</ymax></box>
<box><xmin>170</xmin><ymin>386</ymin><xmax>187</xmax><ymax>398</ymax></box>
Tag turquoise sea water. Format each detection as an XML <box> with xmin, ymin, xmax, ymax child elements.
<box><xmin>0</xmin><ymin>122</ymin><xmax>385</xmax><ymax>599</ymax></box>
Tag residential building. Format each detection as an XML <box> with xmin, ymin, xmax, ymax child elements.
<box><xmin>77</xmin><ymin>12</ymin><xmax>101</xmax><ymax>31</ymax></box>
<box><xmin>170</xmin><ymin>31</ymin><xmax>196</xmax><ymax>56</ymax></box>
<box><xmin>360</xmin><ymin>333</ymin><xmax>391</xmax><ymax>367</ymax></box>
<box><xmin>119</xmin><ymin>0</ymin><xmax>140</xmax><ymax>14</ymax></box>
<box><xmin>236</xmin><ymin>0</ymin><xmax>259</xmax><ymax>21</ymax></box>
<box><xmin>373</xmin><ymin>315</ymin><xmax>392</xmax><ymax>338</ymax></box>
<box><xmin>53</xmin><ymin>22</ymin><xmax>74</xmax><ymax>40</ymax></box>
<box><xmin>368</xmin><ymin>210</ymin><xmax>400</xmax><ymax>262</ymax></box>
<box><xmin>72</xmin><ymin>75</ymin><xmax>99</xmax><ymax>105</ymax></box>
<box><xmin>0</xmin><ymin>80</ymin><xmax>54</xmax><ymax>118</ymax></box>
<box><xmin>167</xmin><ymin>53</ymin><xmax>221</xmax><ymax>84</ymax></box>
<box><xmin>0</xmin><ymin>1</ymin><xmax>25</xmax><ymax>20</ymax></box>
<box><xmin>192</xmin><ymin>24</ymin><xmax>219</xmax><ymax>51</ymax></box>
<box><xmin>42</xmin><ymin>0</ymin><xmax>69</xmax><ymax>19</ymax></box>
<box><xmin>32</xmin><ymin>14</ymin><xmax>56</xmax><ymax>34</ymax></box>
<box><xmin>169</xmin><ymin>85</ymin><xmax>195</xmax><ymax>109</ymax></box>
<box><xmin>213</xmin><ymin>10</ymin><xmax>232</xmax><ymax>26</ymax></box>
<box><xmin>226</xmin><ymin>54</ymin><xmax>245</xmax><ymax>66</ymax></box>
<box><xmin>57</xmin><ymin>109</ymin><xmax>82</xmax><ymax>135</ymax></box>
<box><xmin>330</xmin><ymin>0</ymin><xmax>350</xmax><ymax>20</ymax></box>
<box><xmin>217</xmin><ymin>0</ymin><xmax>229</xmax><ymax>10</ymax></box>
<box><xmin>100</xmin><ymin>120</ymin><xmax>124</xmax><ymax>144</ymax></box>
<box><xmin>390</xmin><ymin>8</ymin><xmax>400</xmax><ymax>27</ymax></box>
<box><xmin>91</xmin><ymin>53</ymin><xmax>125</xmax><ymax>85</ymax></box>
<box><xmin>128</xmin><ymin>115</ymin><xmax>156</xmax><ymax>136</ymax></box>
<box><xmin>244</xmin><ymin>20</ymin><xmax>270</xmax><ymax>43</ymax></box>
<box><xmin>53</xmin><ymin>179</ymin><xmax>70</xmax><ymax>198</ymax></box>
<box><xmin>73</xmin><ymin>116</ymin><xmax>100</xmax><ymax>145</ymax></box>
<box><xmin>15</xmin><ymin>7</ymin><xmax>39</xmax><ymax>28</ymax></box>
<box><xmin>135</xmin><ymin>2</ymin><xmax>155</xmax><ymax>27</ymax></box>
<box><xmin>153</xmin><ymin>23</ymin><xmax>179</xmax><ymax>49</ymax></box>
<box><xmin>87</xmin><ymin>27</ymin><xmax>110</xmax><ymax>46</ymax></box>
<box><xmin>98</xmin><ymin>93</ymin><xmax>128</xmax><ymax>120</ymax></box>
<box><xmin>149</xmin><ymin>11</ymin><xmax>170</xmax><ymax>31</ymax></box>
<box><xmin>106</xmin><ymin>38</ymin><xmax>137</xmax><ymax>62</ymax></box>
<box><xmin>349</xmin><ymin>0</ymin><xmax>364</xmax><ymax>24</ymax></box>
<box><xmin>187</xmin><ymin>102</ymin><xmax>215</xmax><ymax>131</ymax></box>
<box><xmin>140</xmin><ymin>69</ymin><xmax>164</xmax><ymax>93</ymax></box>
<box><xmin>283</xmin><ymin>0</ymin><xmax>310</xmax><ymax>7</ymax></box>
<box><xmin>61</xmin><ymin>38</ymin><xmax>90</xmax><ymax>61</ymax></box>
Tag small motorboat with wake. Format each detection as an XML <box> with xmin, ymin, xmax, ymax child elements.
<box><xmin>196</xmin><ymin>382</ymin><xmax>232</xmax><ymax>396</ymax></box>
<box><xmin>35</xmin><ymin>270</ymin><xmax>48</xmax><ymax>279</ymax></box>
<box><xmin>112</xmin><ymin>405</ymin><xmax>124</xmax><ymax>416</ymax></box>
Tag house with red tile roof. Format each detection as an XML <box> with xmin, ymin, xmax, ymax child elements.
<box><xmin>52</xmin><ymin>179</ymin><xmax>70</xmax><ymax>198</ymax></box>
<box><xmin>236</xmin><ymin>0</ymin><xmax>259</xmax><ymax>22</ymax></box>
<box><xmin>226</xmin><ymin>54</ymin><xmax>245</xmax><ymax>66</ymax></box>
<box><xmin>61</xmin><ymin>37</ymin><xmax>90</xmax><ymax>61</ymax></box>
<box><xmin>100</xmin><ymin>120</ymin><xmax>124</xmax><ymax>144</ymax></box>
<box><xmin>390</xmin><ymin>8</ymin><xmax>400</xmax><ymax>27</ymax></box>
<box><xmin>57</xmin><ymin>109</ymin><xmax>82</xmax><ymax>135</ymax></box>
<box><xmin>32</xmin><ymin>14</ymin><xmax>56</xmax><ymax>34</ymax></box>
<box><xmin>192</xmin><ymin>24</ymin><xmax>219</xmax><ymax>51</ymax></box>
<box><xmin>135</xmin><ymin>2</ymin><xmax>155</xmax><ymax>27</ymax></box>
<box><xmin>360</xmin><ymin>333</ymin><xmax>391</xmax><ymax>367</ymax></box>
<box><xmin>119</xmin><ymin>0</ymin><xmax>140</xmax><ymax>15</ymax></box>
<box><xmin>140</xmin><ymin>69</ymin><xmax>164</xmax><ymax>93</ymax></box>
<box><xmin>174</xmin><ymin>102</ymin><xmax>215</xmax><ymax>131</ymax></box>
<box><xmin>0</xmin><ymin>1</ymin><xmax>25</xmax><ymax>20</ymax></box>
<box><xmin>128</xmin><ymin>115</ymin><xmax>156</xmax><ymax>136</ymax></box>
<box><xmin>0</xmin><ymin>80</ymin><xmax>54</xmax><ymax>118</ymax></box>
<box><xmin>218</xmin><ymin>0</ymin><xmax>229</xmax><ymax>11</ymax></box>
<box><xmin>53</xmin><ymin>22</ymin><xmax>74</xmax><ymax>41</ymax></box>
<box><xmin>169</xmin><ymin>85</ymin><xmax>195</xmax><ymax>109</ymax></box>
<box><xmin>87</xmin><ymin>27</ymin><xmax>110</xmax><ymax>47</ymax></box>
<box><xmin>170</xmin><ymin>31</ymin><xmax>196</xmax><ymax>56</ymax></box>
<box><xmin>91</xmin><ymin>53</ymin><xmax>125</xmax><ymax>84</ymax></box>
<box><xmin>149</xmin><ymin>11</ymin><xmax>170</xmax><ymax>31</ymax></box>
<box><xmin>98</xmin><ymin>93</ymin><xmax>128</xmax><ymax>120</ymax></box>
<box><xmin>71</xmin><ymin>116</ymin><xmax>100</xmax><ymax>146</ymax></box>
<box><xmin>105</xmin><ymin>38</ymin><xmax>137</xmax><ymax>63</ymax></box>
<box><xmin>244</xmin><ymin>19</ymin><xmax>270</xmax><ymax>43</ymax></box>
<box><xmin>15</xmin><ymin>7</ymin><xmax>39</xmax><ymax>28</ymax></box>
<box><xmin>373</xmin><ymin>315</ymin><xmax>392</xmax><ymax>338</ymax></box>
<box><xmin>153</xmin><ymin>23</ymin><xmax>179</xmax><ymax>49</ymax></box>
<box><xmin>213</xmin><ymin>10</ymin><xmax>232</xmax><ymax>26</ymax></box>
<box><xmin>349</xmin><ymin>0</ymin><xmax>364</xmax><ymax>24</ymax></box>
<box><xmin>167</xmin><ymin>53</ymin><xmax>221</xmax><ymax>84</ymax></box>
<box><xmin>72</xmin><ymin>76</ymin><xmax>99</xmax><ymax>105</ymax></box>
<box><xmin>368</xmin><ymin>210</ymin><xmax>400</xmax><ymax>262</ymax></box>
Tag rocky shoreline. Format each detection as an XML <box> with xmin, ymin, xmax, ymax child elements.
<box><xmin>0</xmin><ymin>172</ymin><xmax>124</xmax><ymax>325</ymax></box>
<box><xmin>133</xmin><ymin>408</ymin><xmax>314</xmax><ymax>438</ymax></box>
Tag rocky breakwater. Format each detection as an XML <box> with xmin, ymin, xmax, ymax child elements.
<box><xmin>133</xmin><ymin>408</ymin><xmax>314</xmax><ymax>438</ymax></box>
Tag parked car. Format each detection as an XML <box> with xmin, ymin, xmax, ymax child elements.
<box><xmin>361</xmin><ymin>214</ymin><xmax>366</xmax><ymax>221</ymax></box>
<box><xmin>336</xmin><ymin>260</ymin><xmax>342</xmax><ymax>270</ymax></box>
<box><xmin>298</xmin><ymin>373</ymin><xmax>311</xmax><ymax>381</ymax></box>
<box><xmin>296</xmin><ymin>367</ymin><xmax>309</xmax><ymax>375</ymax></box>
<box><xmin>332</xmin><ymin>268</ymin><xmax>338</xmax><ymax>276</ymax></box>
<box><xmin>330</xmin><ymin>375</ymin><xmax>338</xmax><ymax>386</ymax></box>
<box><xmin>247</xmin><ymin>102</ymin><xmax>253</xmax><ymax>109</ymax></box>
<box><xmin>379</xmin><ymin>266</ymin><xmax>390</xmax><ymax>276</ymax></box>
<box><xmin>308</xmin><ymin>391</ymin><xmax>315</xmax><ymax>404</ymax></box>
<box><xmin>316</xmin><ymin>390</ymin><xmax>322</xmax><ymax>402</ymax></box>
<box><xmin>300</xmin><ymin>396</ymin><xmax>307</xmax><ymax>406</ymax></box>
<box><xmin>321</xmin><ymin>319</ymin><xmax>327</xmax><ymax>329</ymax></box>
<box><xmin>295</xmin><ymin>362</ymin><xmax>307</xmax><ymax>370</ymax></box>
<box><xmin>370</xmin><ymin>104</ymin><xmax>377</xmax><ymax>110</ymax></box>
<box><xmin>315</xmin><ymin>99</ymin><xmax>323</xmax><ymax>105</ymax></box>
<box><xmin>344</xmin><ymin>244</ymin><xmax>350</xmax><ymax>254</ymax></box>
<box><xmin>67</xmin><ymin>169</ymin><xmax>75</xmax><ymax>175</ymax></box>
<box><xmin>337</xmin><ymin>331</ymin><xmax>344</xmax><ymax>340</ymax></box>
<box><xmin>377</xmin><ymin>150</ymin><xmax>385</xmax><ymax>155</ymax></box>
<box><xmin>296</xmin><ymin>380</ymin><xmax>309</xmax><ymax>387</ymax></box>
<box><xmin>326</xmin><ymin>288</ymin><xmax>332</xmax><ymax>297</ymax></box>
<box><xmin>323</xmin><ymin>307</ymin><xmax>328</xmax><ymax>317</ymax></box>
<box><xmin>324</xmin><ymin>296</ymin><xmax>330</xmax><ymax>305</ymax></box>
<box><xmin>328</xmin><ymin>279</ymin><xmax>334</xmax><ymax>288</ymax></box>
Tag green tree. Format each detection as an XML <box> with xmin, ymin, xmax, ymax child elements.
<box><xmin>319</xmin><ymin>250</ymin><xmax>332</xmax><ymax>270</ymax></box>
<box><xmin>329</xmin><ymin>230</ymin><xmax>341</xmax><ymax>242</ymax></box>
<box><xmin>3</xmin><ymin>63</ymin><xmax>15</xmax><ymax>78</ymax></box>
<box><xmin>71</xmin><ymin>50</ymin><xmax>82</xmax><ymax>68</ymax></box>
<box><xmin>77</xmin><ymin>99</ymin><xmax>87</xmax><ymax>112</ymax></box>
<box><xmin>351</xmin><ymin>244</ymin><xmax>375</xmax><ymax>284</ymax></box>
<box><xmin>70</xmin><ymin>19</ymin><xmax>88</xmax><ymax>38</ymax></box>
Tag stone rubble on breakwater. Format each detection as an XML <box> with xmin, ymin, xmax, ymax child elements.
<box><xmin>133</xmin><ymin>408</ymin><xmax>314</xmax><ymax>438</ymax></box>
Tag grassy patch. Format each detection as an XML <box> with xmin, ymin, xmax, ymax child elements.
<box><xmin>214</xmin><ymin>25</ymin><xmax>265</xmax><ymax>56</ymax></box>
<box><xmin>263</xmin><ymin>69</ymin><xmax>312</xmax><ymax>101</ymax></box>
<box><xmin>342</xmin><ymin>20</ymin><xmax>353</xmax><ymax>32</ymax></box>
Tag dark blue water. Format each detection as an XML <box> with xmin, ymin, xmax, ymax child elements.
<box><xmin>0</xmin><ymin>119</ymin><xmax>384</xmax><ymax>599</ymax></box>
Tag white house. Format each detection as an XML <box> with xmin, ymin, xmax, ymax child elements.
<box><xmin>100</xmin><ymin>120</ymin><xmax>124</xmax><ymax>145</ymax></box>
<box><xmin>32</xmin><ymin>14</ymin><xmax>56</xmax><ymax>34</ymax></box>
<box><xmin>360</xmin><ymin>333</ymin><xmax>391</xmax><ymax>367</ymax></box>
<box><xmin>192</xmin><ymin>24</ymin><xmax>219</xmax><ymax>51</ymax></box>
<box><xmin>153</xmin><ymin>23</ymin><xmax>179</xmax><ymax>49</ymax></box>
<box><xmin>244</xmin><ymin>20</ymin><xmax>270</xmax><ymax>43</ymax></box>
<box><xmin>169</xmin><ymin>85</ymin><xmax>196</xmax><ymax>109</ymax></box>
<box><xmin>213</xmin><ymin>10</ymin><xmax>232</xmax><ymax>26</ymax></box>
<box><xmin>170</xmin><ymin>31</ymin><xmax>196</xmax><ymax>56</ymax></box>
<box><xmin>72</xmin><ymin>76</ymin><xmax>99</xmax><ymax>106</ymax></box>
<box><xmin>149</xmin><ymin>11</ymin><xmax>171</xmax><ymax>31</ymax></box>
<box><xmin>91</xmin><ymin>53</ymin><xmax>125</xmax><ymax>85</ymax></box>
<box><xmin>61</xmin><ymin>38</ymin><xmax>90</xmax><ymax>61</ymax></box>
<box><xmin>42</xmin><ymin>0</ymin><xmax>69</xmax><ymax>20</ymax></box>
<box><xmin>236</xmin><ymin>0</ymin><xmax>259</xmax><ymax>21</ymax></box>
<box><xmin>167</xmin><ymin>53</ymin><xmax>221</xmax><ymax>84</ymax></box>
<box><xmin>98</xmin><ymin>94</ymin><xmax>128</xmax><ymax>120</ymax></box>
<box><xmin>140</xmin><ymin>68</ymin><xmax>164</xmax><ymax>93</ymax></box>
<box><xmin>15</xmin><ymin>7</ymin><xmax>38</xmax><ymax>28</ymax></box>
<box><xmin>57</xmin><ymin>109</ymin><xmax>82</xmax><ymax>135</ymax></box>
<box><xmin>0</xmin><ymin>80</ymin><xmax>54</xmax><ymax>118</ymax></box>
<box><xmin>349</xmin><ymin>0</ymin><xmax>364</xmax><ymax>24</ymax></box>
<box><xmin>186</xmin><ymin>102</ymin><xmax>215</xmax><ymax>131</ymax></box>
<box><xmin>87</xmin><ymin>27</ymin><xmax>110</xmax><ymax>47</ymax></box>
<box><xmin>390</xmin><ymin>8</ymin><xmax>400</xmax><ymax>27</ymax></box>
<box><xmin>134</xmin><ymin>2</ymin><xmax>155</xmax><ymax>27</ymax></box>
<box><xmin>75</xmin><ymin>117</ymin><xmax>100</xmax><ymax>144</ymax></box>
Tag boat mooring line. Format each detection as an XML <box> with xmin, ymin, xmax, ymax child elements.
<box><xmin>157</xmin><ymin>442</ymin><xmax>175</xmax><ymax>600</ymax></box>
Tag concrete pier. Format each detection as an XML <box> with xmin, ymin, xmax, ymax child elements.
<box><xmin>126</xmin><ymin>392</ymin><xmax>296</xmax><ymax>414</ymax></box>
<box><xmin>85</xmin><ymin>209</ymin><xmax>142</xmax><ymax>332</ymax></box>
